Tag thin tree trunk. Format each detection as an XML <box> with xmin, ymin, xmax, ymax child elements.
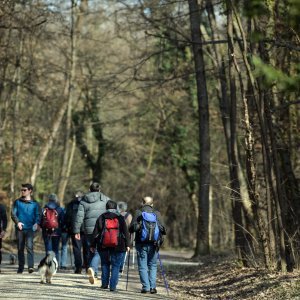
<box><xmin>188</xmin><ymin>0</ymin><xmax>210</xmax><ymax>256</ymax></box>
<box><xmin>57</xmin><ymin>0</ymin><xmax>81</xmax><ymax>202</ymax></box>
<box><xmin>30</xmin><ymin>96</ymin><xmax>68</xmax><ymax>186</ymax></box>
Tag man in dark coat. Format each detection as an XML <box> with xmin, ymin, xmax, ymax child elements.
<box><xmin>129</xmin><ymin>196</ymin><xmax>166</xmax><ymax>294</ymax></box>
<box><xmin>65</xmin><ymin>190</ymin><xmax>87</xmax><ymax>274</ymax></box>
<box><xmin>91</xmin><ymin>200</ymin><xmax>130</xmax><ymax>291</ymax></box>
<box><xmin>73</xmin><ymin>182</ymin><xmax>110</xmax><ymax>283</ymax></box>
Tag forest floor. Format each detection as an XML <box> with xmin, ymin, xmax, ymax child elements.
<box><xmin>1</xmin><ymin>240</ymin><xmax>300</xmax><ymax>299</ymax></box>
<box><xmin>167</xmin><ymin>253</ymin><xmax>300</xmax><ymax>299</ymax></box>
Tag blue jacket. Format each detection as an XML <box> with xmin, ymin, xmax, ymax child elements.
<box><xmin>41</xmin><ymin>201</ymin><xmax>65</xmax><ymax>236</ymax></box>
<box><xmin>11</xmin><ymin>198</ymin><xmax>40</xmax><ymax>230</ymax></box>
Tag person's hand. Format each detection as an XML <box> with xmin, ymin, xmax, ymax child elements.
<box><xmin>90</xmin><ymin>247</ymin><xmax>96</xmax><ymax>253</ymax></box>
<box><xmin>75</xmin><ymin>233</ymin><xmax>81</xmax><ymax>240</ymax></box>
<box><xmin>126</xmin><ymin>247</ymin><xmax>130</xmax><ymax>252</ymax></box>
<box><xmin>32</xmin><ymin>223</ymin><xmax>38</xmax><ymax>231</ymax></box>
<box><xmin>17</xmin><ymin>222</ymin><xmax>24</xmax><ymax>230</ymax></box>
<box><xmin>0</xmin><ymin>231</ymin><xmax>6</xmax><ymax>238</ymax></box>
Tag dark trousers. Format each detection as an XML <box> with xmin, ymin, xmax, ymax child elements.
<box><xmin>71</xmin><ymin>234</ymin><xmax>82</xmax><ymax>269</ymax></box>
<box><xmin>16</xmin><ymin>229</ymin><xmax>34</xmax><ymax>270</ymax></box>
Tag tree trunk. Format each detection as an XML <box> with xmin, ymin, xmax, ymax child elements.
<box><xmin>188</xmin><ymin>0</ymin><xmax>210</xmax><ymax>256</ymax></box>
<box><xmin>57</xmin><ymin>0</ymin><xmax>83</xmax><ymax>202</ymax></box>
<box><xmin>30</xmin><ymin>98</ymin><xmax>68</xmax><ymax>186</ymax></box>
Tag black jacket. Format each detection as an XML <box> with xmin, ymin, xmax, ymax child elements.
<box><xmin>65</xmin><ymin>198</ymin><xmax>84</xmax><ymax>234</ymax></box>
<box><xmin>91</xmin><ymin>210</ymin><xmax>131</xmax><ymax>252</ymax></box>
<box><xmin>0</xmin><ymin>204</ymin><xmax>7</xmax><ymax>232</ymax></box>
<box><xmin>129</xmin><ymin>205</ymin><xmax>166</xmax><ymax>244</ymax></box>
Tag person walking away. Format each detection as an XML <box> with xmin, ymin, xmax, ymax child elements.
<box><xmin>129</xmin><ymin>196</ymin><xmax>166</xmax><ymax>294</ymax></box>
<box><xmin>73</xmin><ymin>182</ymin><xmax>110</xmax><ymax>283</ymax></box>
<box><xmin>117</xmin><ymin>201</ymin><xmax>132</xmax><ymax>273</ymax></box>
<box><xmin>91</xmin><ymin>200</ymin><xmax>130</xmax><ymax>292</ymax></box>
<box><xmin>59</xmin><ymin>204</ymin><xmax>68</xmax><ymax>270</ymax></box>
<box><xmin>40</xmin><ymin>194</ymin><xmax>64</xmax><ymax>265</ymax></box>
<box><xmin>65</xmin><ymin>190</ymin><xmax>87</xmax><ymax>274</ymax></box>
<box><xmin>0</xmin><ymin>196</ymin><xmax>8</xmax><ymax>273</ymax></box>
<box><xmin>11</xmin><ymin>183</ymin><xmax>41</xmax><ymax>274</ymax></box>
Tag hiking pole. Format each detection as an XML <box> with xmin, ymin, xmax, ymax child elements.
<box><xmin>126</xmin><ymin>249</ymin><xmax>131</xmax><ymax>291</ymax></box>
<box><xmin>121</xmin><ymin>251</ymin><xmax>128</xmax><ymax>274</ymax></box>
<box><xmin>157</xmin><ymin>252</ymin><xmax>169</xmax><ymax>296</ymax></box>
<box><xmin>132</xmin><ymin>233</ymin><xmax>135</xmax><ymax>269</ymax></box>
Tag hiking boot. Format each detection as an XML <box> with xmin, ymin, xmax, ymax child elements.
<box><xmin>28</xmin><ymin>268</ymin><xmax>34</xmax><ymax>273</ymax></box>
<box><xmin>141</xmin><ymin>289</ymin><xmax>150</xmax><ymax>293</ymax></box>
<box><xmin>87</xmin><ymin>267</ymin><xmax>95</xmax><ymax>284</ymax></box>
<box><xmin>60</xmin><ymin>266</ymin><xmax>67</xmax><ymax>270</ymax></box>
<box><xmin>17</xmin><ymin>268</ymin><xmax>23</xmax><ymax>274</ymax></box>
<box><xmin>100</xmin><ymin>285</ymin><xmax>108</xmax><ymax>289</ymax></box>
<box><xmin>150</xmin><ymin>288</ymin><xmax>157</xmax><ymax>294</ymax></box>
<box><xmin>74</xmin><ymin>268</ymin><xmax>82</xmax><ymax>274</ymax></box>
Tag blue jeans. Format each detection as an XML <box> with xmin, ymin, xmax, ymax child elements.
<box><xmin>84</xmin><ymin>234</ymin><xmax>100</xmax><ymax>276</ymax></box>
<box><xmin>136</xmin><ymin>243</ymin><xmax>158</xmax><ymax>291</ymax></box>
<box><xmin>119</xmin><ymin>250</ymin><xmax>127</xmax><ymax>272</ymax></box>
<box><xmin>60</xmin><ymin>232</ymin><xmax>68</xmax><ymax>267</ymax></box>
<box><xmin>99</xmin><ymin>250</ymin><xmax>125</xmax><ymax>290</ymax></box>
<box><xmin>16</xmin><ymin>229</ymin><xmax>35</xmax><ymax>270</ymax></box>
<box><xmin>42</xmin><ymin>231</ymin><xmax>60</xmax><ymax>261</ymax></box>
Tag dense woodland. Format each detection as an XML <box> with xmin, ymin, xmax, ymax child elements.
<box><xmin>0</xmin><ymin>0</ymin><xmax>299</xmax><ymax>272</ymax></box>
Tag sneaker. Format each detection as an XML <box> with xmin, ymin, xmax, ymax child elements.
<box><xmin>110</xmin><ymin>288</ymin><xmax>116</xmax><ymax>292</ymax></box>
<box><xmin>28</xmin><ymin>268</ymin><xmax>34</xmax><ymax>273</ymax></box>
<box><xmin>60</xmin><ymin>266</ymin><xmax>67</xmax><ymax>270</ymax></box>
<box><xmin>100</xmin><ymin>285</ymin><xmax>108</xmax><ymax>289</ymax></box>
<box><xmin>141</xmin><ymin>289</ymin><xmax>150</xmax><ymax>293</ymax></box>
<box><xmin>74</xmin><ymin>268</ymin><xmax>82</xmax><ymax>274</ymax></box>
<box><xmin>150</xmin><ymin>288</ymin><xmax>157</xmax><ymax>294</ymax></box>
<box><xmin>17</xmin><ymin>269</ymin><xmax>23</xmax><ymax>274</ymax></box>
<box><xmin>87</xmin><ymin>267</ymin><xmax>95</xmax><ymax>284</ymax></box>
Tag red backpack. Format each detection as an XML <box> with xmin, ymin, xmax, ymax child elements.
<box><xmin>42</xmin><ymin>208</ymin><xmax>59</xmax><ymax>231</ymax></box>
<box><xmin>101</xmin><ymin>218</ymin><xmax>119</xmax><ymax>248</ymax></box>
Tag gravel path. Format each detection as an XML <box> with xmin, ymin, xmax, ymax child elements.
<box><xmin>0</xmin><ymin>249</ymin><xmax>196</xmax><ymax>299</ymax></box>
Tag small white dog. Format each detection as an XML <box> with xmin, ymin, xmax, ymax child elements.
<box><xmin>38</xmin><ymin>251</ymin><xmax>58</xmax><ymax>284</ymax></box>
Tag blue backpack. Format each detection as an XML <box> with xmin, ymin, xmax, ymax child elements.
<box><xmin>140</xmin><ymin>212</ymin><xmax>160</xmax><ymax>242</ymax></box>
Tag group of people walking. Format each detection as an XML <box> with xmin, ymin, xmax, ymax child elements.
<box><xmin>0</xmin><ymin>182</ymin><xmax>166</xmax><ymax>294</ymax></box>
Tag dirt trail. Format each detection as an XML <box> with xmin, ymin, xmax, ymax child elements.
<box><xmin>0</xmin><ymin>249</ymin><xmax>196</xmax><ymax>300</ymax></box>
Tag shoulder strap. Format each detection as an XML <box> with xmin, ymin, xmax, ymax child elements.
<box><xmin>124</xmin><ymin>212</ymin><xmax>130</xmax><ymax>220</ymax></box>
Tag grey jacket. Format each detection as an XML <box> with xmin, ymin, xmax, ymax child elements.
<box><xmin>73</xmin><ymin>191</ymin><xmax>110</xmax><ymax>235</ymax></box>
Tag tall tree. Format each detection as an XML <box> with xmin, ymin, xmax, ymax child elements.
<box><xmin>188</xmin><ymin>0</ymin><xmax>210</xmax><ymax>255</ymax></box>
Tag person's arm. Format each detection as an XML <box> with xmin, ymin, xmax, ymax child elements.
<box><xmin>34</xmin><ymin>202</ymin><xmax>41</xmax><ymax>225</ymax></box>
<box><xmin>156</xmin><ymin>211</ymin><xmax>166</xmax><ymax>235</ymax></box>
<box><xmin>120</xmin><ymin>216</ymin><xmax>131</xmax><ymax>250</ymax></box>
<box><xmin>91</xmin><ymin>216</ymin><xmax>102</xmax><ymax>248</ymax></box>
<box><xmin>73</xmin><ymin>202</ymin><xmax>85</xmax><ymax>235</ymax></box>
<box><xmin>11</xmin><ymin>200</ymin><xmax>19</xmax><ymax>225</ymax></box>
